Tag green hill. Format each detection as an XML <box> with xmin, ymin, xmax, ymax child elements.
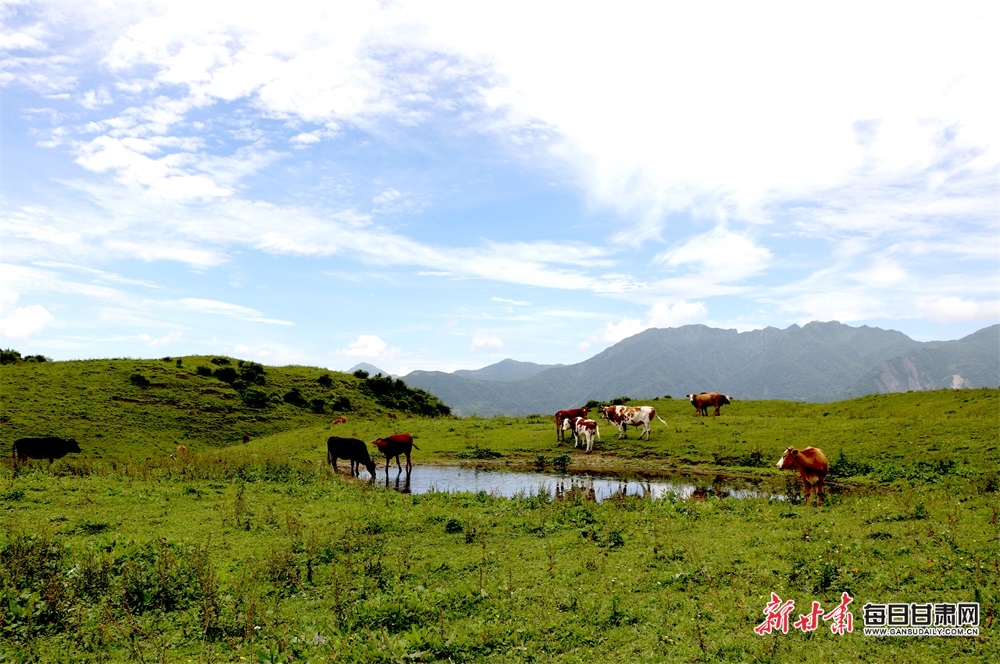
<box><xmin>0</xmin><ymin>354</ymin><xmax>449</xmax><ymax>459</ymax></box>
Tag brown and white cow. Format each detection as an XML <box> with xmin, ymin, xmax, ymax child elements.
<box><xmin>776</xmin><ymin>446</ymin><xmax>829</xmax><ymax>507</ymax></box>
<box><xmin>686</xmin><ymin>392</ymin><xmax>732</xmax><ymax>416</ymax></box>
<box><xmin>555</xmin><ymin>407</ymin><xmax>588</xmax><ymax>442</ymax></box>
<box><xmin>562</xmin><ymin>416</ymin><xmax>601</xmax><ymax>453</ymax></box>
<box><xmin>372</xmin><ymin>433</ymin><xmax>420</xmax><ymax>474</ymax></box>
<box><xmin>600</xmin><ymin>405</ymin><xmax>668</xmax><ymax>440</ymax></box>
<box><xmin>331</xmin><ymin>416</ymin><xmax>348</xmax><ymax>425</ymax></box>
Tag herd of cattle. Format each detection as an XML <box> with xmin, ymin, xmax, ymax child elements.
<box><xmin>8</xmin><ymin>389</ymin><xmax>830</xmax><ymax>506</ymax></box>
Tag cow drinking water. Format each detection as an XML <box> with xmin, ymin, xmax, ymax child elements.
<box><xmin>327</xmin><ymin>436</ymin><xmax>377</xmax><ymax>478</ymax></box>
<box><xmin>372</xmin><ymin>433</ymin><xmax>419</xmax><ymax>475</ymax></box>
<box><xmin>776</xmin><ymin>446</ymin><xmax>829</xmax><ymax>507</ymax></box>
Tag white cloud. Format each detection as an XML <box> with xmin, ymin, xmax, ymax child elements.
<box><xmin>492</xmin><ymin>296</ymin><xmax>530</xmax><ymax>306</ymax></box>
<box><xmin>0</xmin><ymin>304</ymin><xmax>54</xmax><ymax>342</ymax></box>
<box><xmin>174</xmin><ymin>298</ymin><xmax>293</xmax><ymax>325</ymax></box>
<box><xmin>339</xmin><ymin>334</ymin><xmax>390</xmax><ymax>358</ymax></box>
<box><xmin>657</xmin><ymin>228</ymin><xmax>772</xmax><ymax>280</ymax></box>
<box><xmin>470</xmin><ymin>332</ymin><xmax>503</xmax><ymax>351</ymax></box>
<box><xmin>917</xmin><ymin>296</ymin><xmax>1000</xmax><ymax>323</ymax></box>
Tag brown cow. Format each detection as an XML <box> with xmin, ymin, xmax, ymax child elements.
<box><xmin>331</xmin><ymin>416</ymin><xmax>348</xmax><ymax>425</ymax></box>
<box><xmin>387</xmin><ymin>413</ymin><xmax>397</xmax><ymax>420</ymax></box>
<box><xmin>686</xmin><ymin>392</ymin><xmax>732</xmax><ymax>416</ymax></box>
<box><xmin>555</xmin><ymin>407</ymin><xmax>588</xmax><ymax>442</ymax></box>
<box><xmin>776</xmin><ymin>446</ymin><xmax>829</xmax><ymax>507</ymax></box>
<box><xmin>372</xmin><ymin>433</ymin><xmax>419</xmax><ymax>474</ymax></box>
<box><xmin>171</xmin><ymin>444</ymin><xmax>189</xmax><ymax>460</ymax></box>
<box><xmin>241</xmin><ymin>433</ymin><xmax>250</xmax><ymax>444</ymax></box>
<box><xmin>327</xmin><ymin>436</ymin><xmax>376</xmax><ymax>478</ymax></box>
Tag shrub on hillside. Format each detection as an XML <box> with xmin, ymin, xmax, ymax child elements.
<box><xmin>240</xmin><ymin>389</ymin><xmax>270</xmax><ymax>409</ymax></box>
<box><xmin>1</xmin><ymin>349</ymin><xmax>22</xmax><ymax>364</ymax></box>
<box><xmin>196</xmin><ymin>365</ymin><xmax>213</xmax><ymax>377</ymax></box>
<box><xmin>283</xmin><ymin>387</ymin><xmax>308</xmax><ymax>408</ymax></box>
<box><xmin>129</xmin><ymin>373</ymin><xmax>151</xmax><ymax>389</ymax></box>
<box><xmin>214</xmin><ymin>367</ymin><xmax>238</xmax><ymax>384</ymax></box>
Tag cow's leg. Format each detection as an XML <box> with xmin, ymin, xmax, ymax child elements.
<box><xmin>332</xmin><ymin>457</ymin><xmax>339</xmax><ymax>473</ymax></box>
<box><xmin>815</xmin><ymin>478</ymin><xmax>824</xmax><ymax>507</ymax></box>
<box><xmin>802</xmin><ymin>481</ymin><xmax>812</xmax><ymax>507</ymax></box>
<box><xmin>405</xmin><ymin>450</ymin><xmax>412</xmax><ymax>472</ymax></box>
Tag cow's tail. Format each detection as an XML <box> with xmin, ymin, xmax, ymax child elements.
<box><xmin>656</xmin><ymin>415</ymin><xmax>669</xmax><ymax>428</ymax></box>
<box><xmin>411</xmin><ymin>442</ymin><xmax>420</xmax><ymax>450</ymax></box>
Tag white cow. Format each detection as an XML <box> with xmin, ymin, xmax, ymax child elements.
<box><xmin>600</xmin><ymin>405</ymin><xmax>668</xmax><ymax>440</ymax></box>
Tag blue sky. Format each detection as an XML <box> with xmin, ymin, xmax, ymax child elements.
<box><xmin>2</xmin><ymin>1</ymin><xmax>998</xmax><ymax>375</ymax></box>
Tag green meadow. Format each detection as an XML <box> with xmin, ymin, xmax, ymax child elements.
<box><xmin>1</xmin><ymin>357</ymin><xmax>997</xmax><ymax>662</ymax></box>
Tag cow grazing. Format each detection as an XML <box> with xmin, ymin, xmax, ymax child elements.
<box><xmin>600</xmin><ymin>405</ymin><xmax>668</xmax><ymax>440</ymax></box>
<box><xmin>170</xmin><ymin>444</ymin><xmax>190</xmax><ymax>460</ymax></box>
<box><xmin>554</xmin><ymin>407</ymin><xmax>588</xmax><ymax>442</ymax></box>
<box><xmin>331</xmin><ymin>416</ymin><xmax>348</xmax><ymax>425</ymax></box>
<box><xmin>327</xmin><ymin>436</ymin><xmax>376</xmax><ymax>478</ymax></box>
<box><xmin>241</xmin><ymin>433</ymin><xmax>250</xmax><ymax>444</ymax></box>
<box><xmin>562</xmin><ymin>416</ymin><xmax>601</xmax><ymax>453</ymax></box>
<box><xmin>13</xmin><ymin>436</ymin><xmax>82</xmax><ymax>462</ymax></box>
<box><xmin>686</xmin><ymin>392</ymin><xmax>733</xmax><ymax>416</ymax></box>
<box><xmin>776</xmin><ymin>446</ymin><xmax>829</xmax><ymax>507</ymax></box>
<box><xmin>372</xmin><ymin>433</ymin><xmax>419</xmax><ymax>474</ymax></box>
<box><xmin>387</xmin><ymin>413</ymin><xmax>397</xmax><ymax>420</ymax></box>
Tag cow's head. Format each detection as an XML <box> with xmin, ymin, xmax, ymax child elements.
<box><xmin>722</xmin><ymin>395</ymin><xmax>733</xmax><ymax>405</ymax></box>
<box><xmin>67</xmin><ymin>438</ymin><xmax>82</xmax><ymax>453</ymax></box>
<box><xmin>686</xmin><ymin>394</ymin><xmax>696</xmax><ymax>402</ymax></box>
<box><xmin>776</xmin><ymin>446</ymin><xmax>798</xmax><ymax>469</ymax></box>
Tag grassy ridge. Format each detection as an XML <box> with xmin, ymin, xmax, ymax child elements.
<box><xmin>0</xmin><ymin>358</ymin><xmax>997</xmax><ymax>661</ymax></box>
<box><xmin>0</xmin><ymin>356</ymin><xmax>448</xmax><ymax>459</ymax></box>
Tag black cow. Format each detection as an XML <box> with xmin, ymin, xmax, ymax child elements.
<box><xmin>326</xmin><ymin>436</ymin><xmax>377</xmax><ymax>478</ymax></box>
<box><xmin>13</xmin><ymin>436</ymin><xmax>82</xmax><ymax>462</ymax></box>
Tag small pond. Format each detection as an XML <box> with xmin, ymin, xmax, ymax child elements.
<box><xmin>364</xmin><ymin>464</ymin><xmax>793</xmax><ymax>502</ymax></box>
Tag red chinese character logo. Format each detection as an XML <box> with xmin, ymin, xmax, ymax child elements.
<box><xmin>822</xmin><ymin>592</ymin><xmax>855</xmax><ymax>634</ymax></box>
<box><xmin>755</xmin><ymin>593</ymin><xmax>796</xmax><ymax>635</ymax></box>
<box><xmin>794</xmin><ymin>601</ymin><xmax>825</xmax><ymax>632</ymax></box>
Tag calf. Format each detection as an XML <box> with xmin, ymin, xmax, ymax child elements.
<box><xmin>776</xmin><ymin>446</ymin><xmax>829</xmax><ymax>507</ymax></box>
<box><xmin>372</xmin><ymin>433</ymin><xmax>419</xmax><ymax>474</ymax></box>
<box><xmin>12</xmin><ymin>436</ymin><xmax>82</xmax><ymax>462</ymax></box>
<box><xmin>327</xmin><ymin>436</ymin><xmax>377</xmax><ymax>478</ymax></box>
<box><xmin>555</xmin><ymin>407</ymin><xmax>588</xmax><ymax>442</ymax></box>
<box><xmin>562</xmin><ymin>417</ymin><xmax>601</xmax><ymax>453</ymax></box>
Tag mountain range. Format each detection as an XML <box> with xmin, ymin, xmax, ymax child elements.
<box><xmin>382</xmin><ymin>322</ymin><xmax>999</xmax><ymax>416</ymax></box>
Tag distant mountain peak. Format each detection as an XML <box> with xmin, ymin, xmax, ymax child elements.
<box><xmin>347</xmin><ymin>362</ymin><xmax>393</xmax><ymax>378</ymax></box>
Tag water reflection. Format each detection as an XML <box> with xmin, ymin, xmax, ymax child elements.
<box><xmin>363</xmin><ymin>465</ymin><xmax>786</xmax><ymax>502</ymax></box>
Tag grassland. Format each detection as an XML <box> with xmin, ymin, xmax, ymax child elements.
<box><xmin>1</xmin><ymin>358</ymin><xmax>997</xmax><ymax>662</ymax></box>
